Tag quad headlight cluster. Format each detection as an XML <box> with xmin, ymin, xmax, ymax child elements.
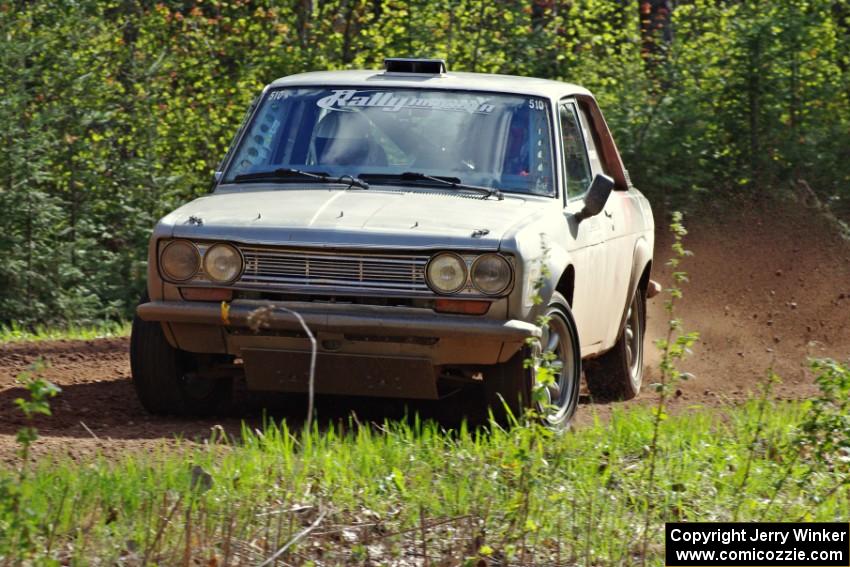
<box><xmin>160</xmin><ymin>240</ymin><xmax>243</xmax><ymax>284</ymax></box>
<box><xmin>160</xmin><ymin>240</ymin><xmax>513</xmax><ymax>297</ymax></box>
<box><xmin>425</xmin><ymin>252</ymin><xmax>513</xmax><ymax>296</ymax></box>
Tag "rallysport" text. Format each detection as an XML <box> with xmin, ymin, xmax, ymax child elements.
<box><xmin>315</xmin><ymin>89</ymin><xmax>495</xmax><ymax>114</ymax></box>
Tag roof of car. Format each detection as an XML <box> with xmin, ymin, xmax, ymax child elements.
<box><xmin>269</xmin><ymin>69</ymin><xmax>592</xmax><ymax>99</ymax></box>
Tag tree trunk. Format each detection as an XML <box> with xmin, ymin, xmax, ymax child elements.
<box><xmin>341</xmin><ymin>0</ymin><xmax>356</xmax><ymax>64</ymax></box>
<box><xmin>638</xmin><ymin>0</ymin><xmax>673</xmax><ymax>71</ymax></box>
<box><xmin>298</xmin><ymin>0</ymin><xmax>314</xmax><ymax>49</ymax></box>
<box><xmin>747</xmin><ymin>35</ymin><xmax>762</xmax><ymax>194</ymax></box>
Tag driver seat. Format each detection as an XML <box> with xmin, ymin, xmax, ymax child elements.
<box><xmin>313</xmin><ymin>111</ymin><xmax>388</xmax><ymax>167</ymax></box>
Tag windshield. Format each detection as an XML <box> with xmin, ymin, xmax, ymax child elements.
<box><xmin>222</xmin><ymin>87</ymin><xmax>556</xmax><ymax>196</ymax></box>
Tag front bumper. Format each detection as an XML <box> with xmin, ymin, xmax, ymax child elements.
<box><xmin>137</xmin><ymin>300</ymin><xmax>541</xmax><ymax>342</ymax></box>
<box><xmin>138</xmin><ymin>300</ymin><xmax>540</xmax><ymax>398</ymax></box>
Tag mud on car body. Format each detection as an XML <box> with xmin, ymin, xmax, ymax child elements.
<box><xmin>132</xmin><ymin>58</ymin><xmax>655</xmax><ymax>427</ymax></box>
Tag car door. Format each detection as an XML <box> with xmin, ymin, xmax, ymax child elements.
<box><xmin>575</xmin><ymin>101</ymin><xmax>635</xmax><ymax>348</ymax></box>
<box><xmin>558</xmin><ymin>100</ymin><xmax>610</xmax><ymax>353</ymax></box>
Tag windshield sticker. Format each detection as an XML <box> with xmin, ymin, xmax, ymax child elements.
<box><xmin>316</xmin><ymin>90</ymin><xmax>495</xmax><ymax>114</ymax></box>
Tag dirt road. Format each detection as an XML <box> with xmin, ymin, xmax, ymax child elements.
<box><xmin>2</xmin><ymin>199</ymin><xmax>849</xmax><ymax>460</ymax></box>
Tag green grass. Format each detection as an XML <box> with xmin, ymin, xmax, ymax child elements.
<box><xmin>1</xmin><ymin>401</ymin><xmax>847</xmax><ymax>565</ymax></box>
<box><xmin>0</xmin><ymin>320</ymin><xmax>130</xmax><ymax>343</ymax></box>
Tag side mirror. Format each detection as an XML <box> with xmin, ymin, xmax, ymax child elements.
<box><xmin>575</xmin><ymin>173</ymin><xmax>614</xmax><ymax>221</ymax></box>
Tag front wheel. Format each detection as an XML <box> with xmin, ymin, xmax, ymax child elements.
<box><xmin>584</xmin><ymin>287</ymin><xmax>646</xmax><ymax>401</ymax></box>
<box><xmin>484</xmin><ymin>291</ymin><xmax>581</xmax><ymax>428</ymax></box>
<box><xmin>130</xmin><ymin>307</ymin><xmax>232</xmax><ymax>416</ymax></box>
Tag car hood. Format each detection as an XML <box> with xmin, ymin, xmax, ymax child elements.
<box><xmin>161</xmin><ymin>187</ymin><xmax>543</xmax><ymax>251</ymax></box>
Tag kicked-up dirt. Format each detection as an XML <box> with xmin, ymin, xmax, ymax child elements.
<box><xmin>1</xmin><ymin>198</ymin><xmax>849</xmax><ymax>461</ymax></box>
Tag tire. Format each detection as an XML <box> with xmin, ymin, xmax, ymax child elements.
<box><xmin>130</xmin><ymin>300</ymin><xmax>232</xmax><ymax>416</ymax></box>
<box><xmin>484</xmin><ymin>291</ymin><xmax>581</xmax><ymax>428</ymax></box>
<box><xmin>584</xmin><ymin>287</ymin><xmax>646</xmax><ymax>401</ymax></box>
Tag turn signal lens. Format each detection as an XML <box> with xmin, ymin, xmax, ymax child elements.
<box><xmin>160</xmin><ymin>240</ymin><xmax>200</xmax><ymax>282</ymax></box>
<box><xmin>434</xmin><ymin>299</ymin><xmax>491</xmax><ymax>315</ymax></box>
<box><xmin>426</xmin><ymin>252</ymin><xmax>467</xmax><ymax>294</ymax></box>
<box><xmin>180</xmin><ymin>287</ymin><xmax>233</xmax><ymax>301</ymax></box>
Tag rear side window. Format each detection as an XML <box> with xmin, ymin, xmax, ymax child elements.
<box><xmin>559</xmin><ymin>103</ymin><xmax>592</xmax><ymax>199</ymax></box>
<box><xmin>577</xmin><ymin>104</ymin><xmax>608</xmax><ymax>176</ymax></box>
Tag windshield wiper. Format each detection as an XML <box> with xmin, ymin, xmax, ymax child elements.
<box><xmin>233</xmin><ymin>168</ymin><xmax>369</xmax><ymax>190</ymax></box>
<box><xmin>361</xmin><ymin>171</ymin><xmax>502</xmax><ymax>200</ymax></box>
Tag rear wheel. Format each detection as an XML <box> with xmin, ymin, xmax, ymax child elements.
<box><xmin>584</xmin><ymin>288</ymin><xmax>646</xmax><ymax>401</ymax></box>
<box><xmin>130</xmin><ymin>301</ymin><xmax>232</xmax><ymax>416</ymax></box>
<box><xmin>484</xmin><ymin>291</ymin><xmax>581</xmax><ymax>428</ymax></box>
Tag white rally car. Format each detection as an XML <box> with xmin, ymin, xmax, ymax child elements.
<box><xmin>132</xmin><ymin>58</ymin><xmax>655</xmax><ymax>427</ymax></box>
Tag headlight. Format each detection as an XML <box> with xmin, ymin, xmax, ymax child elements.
<box><xmin>426</xmin><ymin>253</ymin><xmax>467</xmax><ymax>294</ymax></box>
<box><xmin>203</xmin><ymin>243</ymin><xmax>243</xmax><ymax>283</ymax></box>
<box><xmin>471</xmin><ymin>254</ymin><xmax>512</xmax><ymax>295</ymax></box>
<box><xmin>160</xmin><ymin>240</ymin><xmax>200</xmax><ymax>282</ymax></box>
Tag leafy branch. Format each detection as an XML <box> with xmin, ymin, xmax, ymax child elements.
<box><xmin>641</xmin><ymin>211</ymin><xmax>698</xmax><ymax>566</ymax></box>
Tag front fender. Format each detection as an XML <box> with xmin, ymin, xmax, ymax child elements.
<box><xmin>502</xmin><ymin>230</ymin><xmax>571</xmax><ymax>323</ymax></box>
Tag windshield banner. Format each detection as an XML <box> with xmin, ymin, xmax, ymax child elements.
<box><xmin>314</xmin><ymin>90</ymin><xmax>496</xmax><ymax>114</ymax></box>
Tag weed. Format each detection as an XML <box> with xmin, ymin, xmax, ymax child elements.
<box><xmin>732</xmin><ymin>368</ymin><xmax>780</xmax><ymax>520</ymax></box>
<box><xmin>3</xmin><ymin>361</ymin><xmax>61</xmax><ymax>563</ymax></box>
<box><xmin>641</xmin><ymin>211</ymin><xmax>699</xmax><ymax>564</ymax></box>
<box><xmin>12</xmin><ymin>361</ymin><xmax>61</xmax><ymax>465</ymax></box>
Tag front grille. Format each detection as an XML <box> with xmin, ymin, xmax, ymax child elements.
<box><xmin>237</xmin><ymin>247</ymin><xmax>431</xmax><ymax>295</ymax></box>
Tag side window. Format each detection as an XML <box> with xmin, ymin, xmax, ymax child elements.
<box><xmin>577</xmin><ymin>105</ymin><xmax>607</xmax><ymax>175</ymax></box>
<box><xmin>559</xmin><ymin>103</ymin><xmax>592</xmax><ymax>199</ymax></box>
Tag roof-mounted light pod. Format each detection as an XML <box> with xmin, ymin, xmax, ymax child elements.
<box><xmin>383</xmin><ymin>58</ymin><xmax>447</xmax><ymax>74</ymax></box>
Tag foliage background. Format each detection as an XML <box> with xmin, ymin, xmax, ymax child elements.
<box><xmin>1</xmin><ymin>0</ymin><xmax>848</xmax><ymax>326</ymax></box>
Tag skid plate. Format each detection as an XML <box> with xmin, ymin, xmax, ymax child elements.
<box><xmin>242</xmin><ymin>348</ymin><xmax>438</xmax><ymax>399</ymax></box>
